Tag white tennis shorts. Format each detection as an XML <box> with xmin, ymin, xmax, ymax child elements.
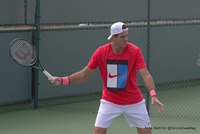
<box><xmin>94</xmin><ymin>99</ymin><xmax>151</xmax><ymax>128</ymax></box>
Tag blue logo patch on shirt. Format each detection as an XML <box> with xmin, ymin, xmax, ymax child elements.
<box><xmin>106</xmin><ymin>59</ymin><xmax>128</xmax><ymax>91</ymax></box>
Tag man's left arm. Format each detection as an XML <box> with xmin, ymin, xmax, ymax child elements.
<box><xmin>139</xmin><ymin>67</ymin><xmax>165</xmax><ymax>112</ymax></box>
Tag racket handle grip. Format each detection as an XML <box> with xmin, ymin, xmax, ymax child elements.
<box><xmin>43</xmin><ymin>70</ymin><xmax>54</xmax><ymax>80</ymax></box>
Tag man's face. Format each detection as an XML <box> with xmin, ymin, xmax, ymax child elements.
<box><xmin>114</xmin><ymin>31</ymin><xmax>128</xmax><ymax>48</ymax></box>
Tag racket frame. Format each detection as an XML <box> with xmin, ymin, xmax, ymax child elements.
<box><xmin>9</xmin><ymin>38</ymin><xmax>54</xmax><ymax>80</ymax></box>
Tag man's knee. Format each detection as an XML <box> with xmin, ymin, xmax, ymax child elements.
<box><xmin>93</xmin><ymin>126</ymin><xmax>107</xmax><ymax>134</ymax></box>
<box><xmin>137</xmin><ymin>127</ymin><xmax>151</xmax><ymax>134</ymax></box>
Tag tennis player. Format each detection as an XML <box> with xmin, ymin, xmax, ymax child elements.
<box><xmin>50</xmin><ymin>22</ymin><xmax>164</xmax><ymax>134</ymax></box>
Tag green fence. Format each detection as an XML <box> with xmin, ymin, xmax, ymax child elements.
<box><xmin>1</xmin><ymin>0</ymin><xmax>200</xmax><ymax>122</ymax></box>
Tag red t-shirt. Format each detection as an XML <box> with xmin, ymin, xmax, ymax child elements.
<box><xmin>87</xmin><ymin>42</ymin><xmax>146</xmax><ymax>105</ymax></box>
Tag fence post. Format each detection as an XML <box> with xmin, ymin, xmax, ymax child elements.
<box><xmin>146</xmin><ymin>0</ymin><xmax>151</xmax><ymax>115</ymax></box>
<box><xmin>34</xmin><ymin>0</ymin><xmax>41</xmax><ymax>109</ymax></box>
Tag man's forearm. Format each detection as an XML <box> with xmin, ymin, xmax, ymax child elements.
<box><xmin>143</xmin><ymin>74</ymin><xmax>155</xmax><ymax>91</ymax></box>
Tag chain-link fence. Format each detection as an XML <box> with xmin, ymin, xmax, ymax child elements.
<box><xmin>1</xmin><ymin>0</ymin><xmax>200</xmax><ymax>122</ymax></box>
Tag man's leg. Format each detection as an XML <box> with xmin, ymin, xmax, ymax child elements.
<box><xmin>137</xmin><ymin>128</ymin><xmax>151</xmax><ymax>134</ymax></box>
<box><xmin>94</xmin><ymin>100</ymin><xmax>123</xmax><ymax>134</ymax></box>
<box><xmin>124</xmin><ymin>99</ymin><xmax>152</xmax><ymax>134</ymax></box>
<box><xmin>93</xmin><ymin>127</ymin><xmax>107</xmax><ymax>134</ymax></box>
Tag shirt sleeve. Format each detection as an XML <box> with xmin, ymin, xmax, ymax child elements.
<box><xmin>87</xmin><ymin>48</ymin><xmax>99</xmax><ymax>70</ymax></box>
<box><xmin>136</xmin><ymin>48</ymin><xmax>146</xmax><ymax>70</ymax></box>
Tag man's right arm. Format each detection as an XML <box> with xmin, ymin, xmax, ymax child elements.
<box><xmin>50</xmin><ymin>66</ymin><xmax>94</xmax><ymax>86</ymax></box>
<box><xmin>68</xmin><ymin>66</ymin><xmax>94</xmax><ymax>84</ymax></box>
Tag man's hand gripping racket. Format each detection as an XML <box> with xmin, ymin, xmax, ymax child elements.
<box><xmin>9</xmin><ymin>38</ymin><xmax>56</xmax><ymax>82</ymax></box>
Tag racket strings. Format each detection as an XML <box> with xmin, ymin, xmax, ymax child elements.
<box><xmin>10</xmin><ymin>39</ymin><xmax>38</xmax><ymax>66</ymax></box>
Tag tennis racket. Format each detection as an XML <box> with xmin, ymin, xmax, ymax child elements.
<box><xmin>9</xmin><ymin>38</ymin><xmax>54</xmax><ymax>80</ymax></box>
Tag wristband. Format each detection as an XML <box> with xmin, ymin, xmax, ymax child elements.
<box><xmin>150</xmin><ymin>89</ymin><xmax>157</xmax><ymax>97</ymax></box>
<box><xmin>62</xmin><ymin>77</ymin><xmax>70</xmax><ymax>85</ymax></box>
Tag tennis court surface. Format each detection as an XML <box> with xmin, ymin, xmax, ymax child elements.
<box><xmin>0</xmin><ymin>86</ymin><xmax>199</xmax><ymax>134</ymax></box>
<box><xmin>0</xmin><ymin>109</ymin><xmax>199</xmax><ymax>134</ymax></box>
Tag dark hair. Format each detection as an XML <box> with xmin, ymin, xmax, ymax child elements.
<box><xmin>122</xmin><ymin>24</ymin><xmax>127</xmax><ymax>29</ymax></box>
<box><xmin>114</xmin><ymin>24</ymin><xmax>127</xmax><ymax>38</ymax></box>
